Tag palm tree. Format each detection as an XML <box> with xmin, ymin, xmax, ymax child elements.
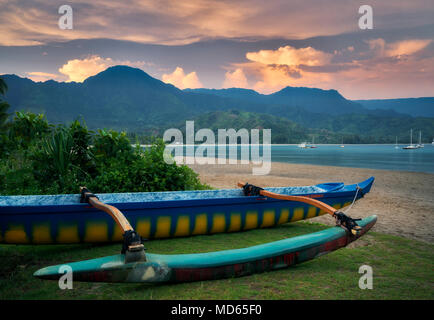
<box><xmin>0</xmin><ymin>77</ymin><xmax>10</xmax><ymax>132</ymax></box>
<box><xmin>0</xmin><ymin>77</ymin><xmax>7</xmax><ymax>96</ymax></box>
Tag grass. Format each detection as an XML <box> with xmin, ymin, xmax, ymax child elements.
<box><xmin>0</xmin><ymin>221</ymin><xmax>433</xmax><ymax>300</ymax></box>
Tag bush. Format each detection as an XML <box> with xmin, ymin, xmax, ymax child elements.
<box><xmin>86</xmin><ymin>138</ymin><xmax>209</xmax><ymax>193</ymax></box>
<box><xmin>1</xmin><ymin>114</ymin><xmax>209</xmax><ymax>195</ymax></box>
<box><xmin>8</xmin><ymin>111</ymin><xmax>50</xmax><ymax>149</ymax></box>
<box><xmin>0</xmin><ymin>152</ymin><xmax>40</xmax><ymax>195</ymax></box>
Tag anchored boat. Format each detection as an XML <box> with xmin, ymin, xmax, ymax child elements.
<box><xmin>0</xmin><ymin>177</ymin><xmax>374</xmax><ymax>244</ymax></box>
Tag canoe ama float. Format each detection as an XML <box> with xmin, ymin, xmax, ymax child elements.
<box><xmin>34</xmin><ymin>215</ymin><xmax>377</xmax><ymax>283</ymax></box>
<box><xmin>0</xmin><ymin>177</ymin><xmax>374</xmax><ymax>244</ymax></box>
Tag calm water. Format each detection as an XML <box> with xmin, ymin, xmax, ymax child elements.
<box><xmin>271</xmin><ymin>144</ymin><xmax>434</xmax><ymax>174</ymax></box>
<box><xmin>166</xmin><ymin>144</ymin><xmax>434</xmax><ymax>174</ymax></box>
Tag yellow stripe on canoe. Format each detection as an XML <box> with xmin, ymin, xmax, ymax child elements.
<box><xmin>261</xmin><ymin>210</ymin><xmax>275</xmax><ymax>228</ymax></box>
<box><xmin>278</xmin><ymin>209</ymin><xmax>290</xmax><ymax>224</ymax></box>
<box><xmin>306</xmin><ymin>206</ymin><xmax>318</xmax><ymax>219</ymax></box>
<box><xmin>136</xmin><ymin>218</ymin><xmax>151</xmax><ymax>239</ymax></box>
<box><xmin>84</xmin><ymin>222</ymin><xmax>108</xmax><ymax>242</ymax></box>
<box><xmin>155</xmin><ymin>216</ymin><xmax>171</xmax><ymax>238</ymax></box>
<box><xmin>57</xmin><ymin>224</ymin><xmax>79</xmax><ymax>243</ymax></box>
<box><xmin>192</xmin><ymin>214</ymin><xmax>207</xmax><ymax>235</ymax></box>
<box><xmin>291</xmin><ymin>208</ymin><xmax>305</xmax><ymax>222</ymax></box>
<box><xmin>33</xmin><ymin>223</ymin><xmax>52</xmax><ymax>243</ymax></box>
<box><xmin>112</xmin><ymin>225</ymin><xmax>124</xmax><ymax>242</ymax></box>
<box><xmin>228</xmin><ymin>213</ymin><xmax>242</xmax><ymax>232</ymax></box>
<box><xmin>174</xmin><ymin>216</ymin><xmax>190</xmax><ymax>237</ymax></box>
<box><xmin>244</xmin><ymin>211</ymin><xmax>258</xmax><ymax>230</ymax></box>
<box><xmin>4</xmin><ymin>225</ymin><xmax>28</xmax><ymax>244</ymax></box>
<box><xmin>210</xmin><ymin>214</ymin><xmax>226</xmax><ymax>234</ymax></box>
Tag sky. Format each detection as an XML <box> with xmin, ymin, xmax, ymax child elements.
<box><xmin>0</xmin><ymin>0</ymin><xmax>433</xmax><ymax>99</ymax></box>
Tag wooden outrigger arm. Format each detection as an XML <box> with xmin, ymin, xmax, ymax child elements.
<box><xmin>238</xmin><ymin>182</ymin><xmax>362</xmax><ymax>235</ymax></box>
<box><xmin>80</xmin><ymin>187</ymin><xmax>146</xmax><ymax>262</ymax></box>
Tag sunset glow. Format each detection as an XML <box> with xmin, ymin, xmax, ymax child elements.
<box><xmin>0</xmin><ymin>0</ymin><xmax>433</xmax><ymax>99</ymax></box>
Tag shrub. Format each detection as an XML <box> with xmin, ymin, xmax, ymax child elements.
<box><xmin>93</xmin><ymin>129</ymin><xmax>133</xmax><ymax>161</ymax></box>
<box><xmin>86</xmin><ymin>139</ymin><xmax>209</xmax><ymax>193</ymax></box>
<box><xmin>8</xmin><ymin>111</ymin><xmax>50</xmax><ymax>149</ymax></box>
<box><xmin>1</xmin><ymin>115</ymin><xmax>209</xmax><ymax>195</ymax></box>
<box><xmin>0</xmin><ymin>152</ymin><xmax>40</xmax><ymax>195</ymax></box>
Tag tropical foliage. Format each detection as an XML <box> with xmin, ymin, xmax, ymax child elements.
<box><xmin>1</xmin><ymin>110</ymin><xmax>209</xmax><ymax>195</ymax></box>
<box><xmin>0</xmin><ymin>76</ymin><xmax>11</xmax><ymax>156</ymax></box>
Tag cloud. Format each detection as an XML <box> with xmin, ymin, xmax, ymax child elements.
<box><xmin>232</xmin><ymin>45</ymin><xmax>333</xmax><ymax>93</ymax></box>
<box><xmin>222</xmin><ymin>68</ymin><xmax>248</xmax><ymax>88</ymax></box>
<box><xmin>250</xmin><ymin>63</ymin><xmax>331</xmax><ymax>93</ymax></box>
<box><xmin>311</xmin><ymin>38</ymin><xmax>434</xmax><ymax>99</ymax></box>
<box><xmin>58</xmin><ymin>55</ymin><xmax>147</xmax><ymax>82</ymax></box>
<box><xmin>162</xmin><ymin>67</ymin><xmax>202</xmax><ymax>89</ymax></box>
<box><xmin>226</xmin><ymin>37</ymin><xmax>434</xmax><ymax>98</ymax></box>
<box><xmin>246</xmin><ymin>45</ymin><xmax>332</xmax><ymax>67</ymax></box>
<box><xmin>25</xmin><ymin>71</ymin><xmax>62</xmax><ymax>82</ymax></box>
<box><xmin>367</xmin><ymin>38</ymin><xmax>431</xmax><ymax>58</ymax></box>
<box><xmin>1</xmin><ymin>0</ymin><xmax>433</xmax><ymax>46</ymax></box>
<box><xmin>385</xmin><ymin>39</ymin><xmax>432</xmax><ymax>57</ymax></box>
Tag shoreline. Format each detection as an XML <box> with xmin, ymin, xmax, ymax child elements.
<box><xmin>183</xmin><ymin>157</ymin><xmax>434</xmax><ymax>244</ymax></box>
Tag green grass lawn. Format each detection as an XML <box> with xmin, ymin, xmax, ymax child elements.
<box><xmin>0</xmin><ymin>221</ymin><xmax>433</xmax><ymax>300</ymax></box>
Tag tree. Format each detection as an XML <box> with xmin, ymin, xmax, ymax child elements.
<box><xmin>0</xmin><ymin>77</ymin><xmax>10</xmax><ymax>132</ymax></box>
<box><xmin>0</xmin><ymin>77</ymin><xmax>7</xmax><ymax>96</ymax></box>
<box><xmin>0</xmin><ymin>77</ymin><xmax>10</xmax><ymax>156</ymax></box>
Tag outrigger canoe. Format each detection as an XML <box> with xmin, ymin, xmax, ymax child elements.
<box><xmin>0</xmin><ymin>177</ymin><xmax>374</xmax><ymax>244</ymax></box>
<box><xmin>34</xmin><ymin>215</ymin><xmax>377</xmax><ymax>283</ymax></box>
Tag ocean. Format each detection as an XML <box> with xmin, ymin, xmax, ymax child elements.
<box><xmin>165</xmin><ymin>144</ymin><xmax>434</xmax><ymax>174</ymax></box>
<box><xmin>271</xmin><ymin>144</ymin><xmax>434</xmax><ymax>174</ymax></box>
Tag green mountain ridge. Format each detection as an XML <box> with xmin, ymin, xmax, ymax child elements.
<box><xmin>1</xmin><ymin>66</ymin><xmax>434</xmax><ymax>143</ymax></box>
<box><xmin>355</xmin><ymin>97</ymin><xmax>434</xmax><ymax>118</ymax></box>
<box><xmin>175</xmin><ymin>110</ymin><xmax>345</xmax><ymax>144</ymax></box>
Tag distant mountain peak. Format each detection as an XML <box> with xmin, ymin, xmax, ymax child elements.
<box><xmin>82</xmin><ymin>65</ymin><xmax>176</xmax><ymax>90</ymax></box>
<box><xmin>84</xmin><ymin>65</ymin><xmax>152</xmax><ymax>81</ymax></box>
<box><xmin>275</xmin><ymin>85</ymin><xmax>339</xmax><ymax>95</ymax></box>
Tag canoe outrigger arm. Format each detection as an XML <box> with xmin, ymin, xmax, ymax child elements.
<box><xmin>80</xmin><ymin>187</ymin><xmax>146</xmax><ymax>263</ymax></box>
<box><xmin>238</xmin><ymin>182</ymin><xmax>362</xmax><ymax>236</ymax></box>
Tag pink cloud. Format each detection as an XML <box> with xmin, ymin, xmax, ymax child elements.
<box><xmin>162</xmin><ymin>67</ymin><xmax>203</xmax><ymax>89</ymax></box>
<box><xmin>222</xmin><ymin>68</ymin><xmax>248</xmax><ymax>88</ymax></box>
<box><xmin>58</xmin><ymin>56</ymin><xmax>147</xmax><ymax>82</ymax></box>
<box><xmin>224</xmin><ymin>38</ymin><xmax>434</xmax><ymax>98</ymax></box>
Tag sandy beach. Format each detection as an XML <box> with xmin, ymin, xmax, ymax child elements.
<box><xmin>184</xmin><ymin>159</ymin><xmax>434</xmax><ymax>243</ymax></box>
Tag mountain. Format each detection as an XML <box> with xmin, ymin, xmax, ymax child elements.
<box><xmin>178</xmin><ymin>110</ymin><xmax>310</xmax><ymax>144</ymax></box>
<box><xmin>3</xmin><ymin>66</ymin><xmax>205</xmax><ymax>131</ymax></box>
<box><xmin>1</xmin><ymin>65</ymin><xmax>434</xmax><ymax>142</ymax></box>
<box><xmin>355</xmin><ymin>98</ymin><xmax>434</xmax><ymax>118</ymax></box>
<box><xmin>268</xmin><ymin>86</ymin><xmax>367</xmax><ymax>115</ymax></box>
<box><xmin>186</xmin><ymin>86</ymin><xmax>367</xmax><ymax>115</ymax></box>
<box><xmin>184</xmin><ymin>88</ymin><xmax>262</xmax><ymax>102</ymax></box>
<box><xmin>1</xmin><ymin>67</ymin><xmax>350</xmax><ymax>131</ymax></box>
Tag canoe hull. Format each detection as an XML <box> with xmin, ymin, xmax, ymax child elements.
<box><xmin>34</xmin><ymin>215</ymin><xmax>377</xmax><ymax>283</ymax></box>
<box><xmin>0</xmin><ymin>177</ymin><xmax>374</xmax><ymax>244</ymax></box>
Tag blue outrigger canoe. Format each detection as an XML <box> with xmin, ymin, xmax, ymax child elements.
<box><xmin>0</xmin><ymin>177</ymin><xmax>374</xmax><ymax>244</ymax></box>
<box><xmin>34</xmin><ymin>215</ymin><xmax>377</xmax><ymax>283</ymax></box>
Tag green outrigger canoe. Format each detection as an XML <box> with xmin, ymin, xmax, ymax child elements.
<box><xmin>34</xmin><ymin>215</ymin><xmax>377</xmax><ymax>283</ymax></box>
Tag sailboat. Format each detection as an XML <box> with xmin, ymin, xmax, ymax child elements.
<box><xmin>310</xmin><ymin>136</ymin><xmax>318</xmax><ymax>148</ymax></box>
<box><xmin>298</xmin><ymin>142</ymin><xmax>308</xmax><ymax>148</ymax></box>
<box><xmin>394</xmin><ymin>136</ymin><xmax>399</xmax><ymax>149</ymax></box>
<box><xmin>416</xmin><ymin>131</ymin><xmax>424</xmax><ymax>148</ymax></box>
<box><xmin>340</xmin><ymin>137</ymin><xmax>345</xmax><ymax>148</ymax></box>
<box><xmin>403</xmin><ymin>129</ymin><xmax>418</xmax><ymax>149</ymax></box>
